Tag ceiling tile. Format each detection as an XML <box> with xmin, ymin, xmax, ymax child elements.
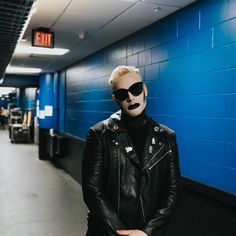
<box><xmin>66</xmin><ymin>0</ymin><xmax>135</xmax><ymax>17</ymax></box>
<box><xmin>121</xmin><ymin>1</ymin><xmax>179</xmax><ymax>21</ymax></box>
<box><xmin>9</xmin><ymin>0</ymin><xmax>198</xmax><ymax>74</ymax></box>
<box><xmin>145</xmin><ymin>0</ymin><xmax>196</xmax><ymax>7</ymax></box>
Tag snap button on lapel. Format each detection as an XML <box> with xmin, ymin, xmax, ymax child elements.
<box><xmin>159</xmin><ymin>142</ymin><xmax>162</xmax><ymax>146</ymax></box>
<box><xmin>112</xmin><ymin>140</ymin><xmax>118</xmax><ymax>145</ymax></box>
<box><xmin>154</xmin><ymin>126</ymin><xmax>159</xmax><ymax>132</ymax></box>
<box><xmin>113</xmin><ymin>125</ymin><xmax>119</xmax><ymax>131</ymax></box>
<box><xmin>125</xmin><ymin>147</ymin><xmax>133</xmax><ymax>153</ymax></box>
<box><xmin>149</xmin><ymin>146</ymin><xmax>153</xmax><ymax>154</ymax></box>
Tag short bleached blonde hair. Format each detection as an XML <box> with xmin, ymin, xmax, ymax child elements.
<box><xmin>108</xmin><ymin>65</ymin><xmax>140</xmax><ymax>87</ymax></box>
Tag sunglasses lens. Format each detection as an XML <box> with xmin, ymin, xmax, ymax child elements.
<box><xmin>113</xmin><ymin>82</ymin><xmax>143</xmax><ymax>101</ymax></box>
<box><xmin>113</xmin><ymin>89</ymin><xmax>128</xmax><ymax>101</ymax></box>
<box><xmin>129</xmin><ymin>82</ymin><xmax>143</xmax><ymax>96</ymax></box>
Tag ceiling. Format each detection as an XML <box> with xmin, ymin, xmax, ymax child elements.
<box><xmin>8</xmin><ymin>0</ymin><xmax>197</xmax><ymax>75</ymax></box>
<box><xmin>0</xmin><ymin>0</ymin><xmax>35</xmax><ymax>79</ymax></box>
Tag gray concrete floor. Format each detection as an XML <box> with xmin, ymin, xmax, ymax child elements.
<box><xmin>0</xmin><ymin>129</ymin><xmax>88</xmax><ymax>236</ymax></box>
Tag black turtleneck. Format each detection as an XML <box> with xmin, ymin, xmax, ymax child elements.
<box><xmin>121</xmin><ymin>110</ymin><xmax>149</xmax><ymax>162</ymax></box>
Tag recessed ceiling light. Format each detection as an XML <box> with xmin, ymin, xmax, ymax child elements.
<box><xmin>15</xmin><ymin>45</ymin><xmax>69</xmax><ymax>56</ymax></box>
<box><xmin>6</xmin><ymin>66</ymin><xmax>42</xmax><ymax>74</ymax></box>
<box><xmin>78</xmin><ymin>31</ymin><xmax>85</xmax><ymax>39</ymax></box>
<box><xmin>154</xmin><ymin>7</ymin><xmax>161</xmax><ymax>12</ymax></box>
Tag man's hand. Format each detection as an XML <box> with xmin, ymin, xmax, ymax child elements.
<box><xmin>116</xmin><ymin>229</ymin><xmax>148</xmax><ymax>236</ymax></box>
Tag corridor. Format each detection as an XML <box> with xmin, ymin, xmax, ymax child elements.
<box><xmin>0</xmin><ymin>130</ymin><xmax>87</xmax><ymax>236</ymax></box>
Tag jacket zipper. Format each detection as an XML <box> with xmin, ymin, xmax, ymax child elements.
<box><xmin>117</xmin><ymin>148</ymin><xmax>120</xmax><ymax>216</ymax></box>
<box><xmin>148</xmin><ymin>149</ymin><xmax>172</xmax><ymax>170</ymax></box>
<box><xmin>139</xmin><ymin>194</ymin><xmax>146</xmax><ymax>222</ymax></box>
<box><xmin>142</xmin><ymin>144</ymin><xmax>164</xmax><ymax>172</ymax></box>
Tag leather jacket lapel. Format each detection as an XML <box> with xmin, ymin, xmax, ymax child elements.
<box><xmin>108</xmin><ymin>112</ymin><xmax>167</xmax><ymax>170</ymax></box>
<box><xmin>108</xmin><ymin>112</ymin><xmax>141</xmax><ymax>168</ymax></box>
<box><xmin>117</xmin><ymin>131</ymin><xmax>141</xmax><ymax>168</ymax></box>
<box><xmin>141</xmin><ymin>120</ymin><xmax>167</xmax><ymax>172</ymax></box>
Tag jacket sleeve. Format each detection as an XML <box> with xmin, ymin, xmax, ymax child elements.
<box><xmin>82</xmin><ymin>127</ymin><xmax>126</xmax><ymax>235</ymax></box>
<box><xmin>143</xmin><ymin>132</ymin><xmax>181</xmax><ymax>236</ymax></box>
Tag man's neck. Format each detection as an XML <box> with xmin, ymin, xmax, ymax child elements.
<box><xmin>121</xmin><ymin>110</ymin><xmax>147</xmax><ymax>128</ymax></box>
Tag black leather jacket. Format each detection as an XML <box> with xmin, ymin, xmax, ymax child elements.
<box><xmin>82</xmin><ymin>111</ymin><xmax>181</xmax><ymax>236</ymax></box>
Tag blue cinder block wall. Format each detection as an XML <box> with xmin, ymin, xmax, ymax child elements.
<box><xmin>38</xmin><ymin>73</ymin><xmax>57</xmax><ymax>129</ymax></box>
<box><xmin>25</xmin><ymin>88</ymin><xmax>37</xmax><ymax>110</ymax></box>
<box><xmin>58</xmin><ymin>0</ymin><xmax>236</xmax><ymax>195</ymax></box>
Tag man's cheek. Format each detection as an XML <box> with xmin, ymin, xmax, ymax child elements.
<box><xmin>116</xmin><ymin>101</ymin><xmax>125</xmax><ymax>110</ymax></box>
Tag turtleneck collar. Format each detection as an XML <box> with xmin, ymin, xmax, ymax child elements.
<box><xmin>121</xmin><ymin>110</ymin><xmax>148</xmax><ymax>128</ymax></box>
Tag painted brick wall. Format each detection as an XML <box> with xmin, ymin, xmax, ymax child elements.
<box><xmin>25</xmin><ymin>88</ymin><xmax>37</xmax><ymax>110</ymax></box>
<box><xmin>59</xmin><ymin>0</ymin><xmax>236</xmax><ymax>195</ymax></box>
<box><xmin>58</xmin><ymin>70</ymin><xmax>66</xmax><ymax>132</ymax></box>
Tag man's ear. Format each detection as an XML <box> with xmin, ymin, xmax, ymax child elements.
<box><xmin>112</xmin><ymin>94</ymin><xmax>121</xmax><ymax>108</ymax></box>
<box><xmin>112</xmin><ymin>94</ymin><xmax>117</xmax><ymax>102</ymax></box>
<box><xmin>143</xmin><ymin>83</ymin><xmax>148</xmax><ymax>97</ymax></box>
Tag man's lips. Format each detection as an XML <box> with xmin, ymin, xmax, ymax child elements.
<box><xmin>128</xmin><ymin>103</ymin><xmax>140</xmax><ymax>110</ymax></box>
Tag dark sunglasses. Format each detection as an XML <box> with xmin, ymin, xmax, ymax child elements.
<box><xmin>113</xmin><ymin>82</ymin><xmax>143</xmax><ymax>101</ymax></box>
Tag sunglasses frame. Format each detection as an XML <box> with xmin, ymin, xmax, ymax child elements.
<box><xmin>113</xmin><ymin>81</ymin><xmax>143</xmax><ymax>101</ymax></box>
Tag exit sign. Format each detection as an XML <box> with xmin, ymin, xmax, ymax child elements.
<box><xmin>32</xmin><ymin>29</ymin><xmax>54</xmax><ymax>48</ymax></box>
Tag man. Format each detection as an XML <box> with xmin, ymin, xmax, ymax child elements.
<box><xmin>82</xmin><ymin>65</ymin><xmax>181</xmax><ymax>236</ymax></box>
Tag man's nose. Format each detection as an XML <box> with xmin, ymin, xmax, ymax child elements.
<box><xmin>127</xmin><ymin>91</ymin><xmax>135</xmax><ymax>102</ymax></box>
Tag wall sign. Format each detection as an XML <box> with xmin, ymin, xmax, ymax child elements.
<box><xmin>32</xmin><ymin>29</ymin><xmax>54</xmax><ymax>48</ymax></box>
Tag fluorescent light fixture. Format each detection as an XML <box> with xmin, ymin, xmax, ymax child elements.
<box><xmin>6</xmin><ymin>66</ymin><xmax>42</xmax><ymax>74</ymax></box>
<box><xmin>15</xmin><ymin>45</ymin><xmax>69</xmax><ymax>55</ymax></box>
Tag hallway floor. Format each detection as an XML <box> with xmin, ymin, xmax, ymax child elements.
<box><xmin>0</xmin><ymin>129</ymin><xmax>87</xmax><ymax>236</ymax></box>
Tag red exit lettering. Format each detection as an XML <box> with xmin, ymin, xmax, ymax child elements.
<box><xmin>34</xmin><ymin>32</ymin><xmax>53</xmax><ymax>47</ymax></box>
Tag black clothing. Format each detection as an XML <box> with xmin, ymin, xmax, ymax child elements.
<box><xmin>82</xmin><ymin>111</ymin><xmax>181</xmax><ymax>236</ymax></box>
<box><xmin>120</xmin><ymin>109</ymin><xmax>147</xmax><ymax>127</ymax></box>
<box><xmin>121</xmin><ymin>110</ymin><xmax>148</xmax><ymax>162</ymax></box>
